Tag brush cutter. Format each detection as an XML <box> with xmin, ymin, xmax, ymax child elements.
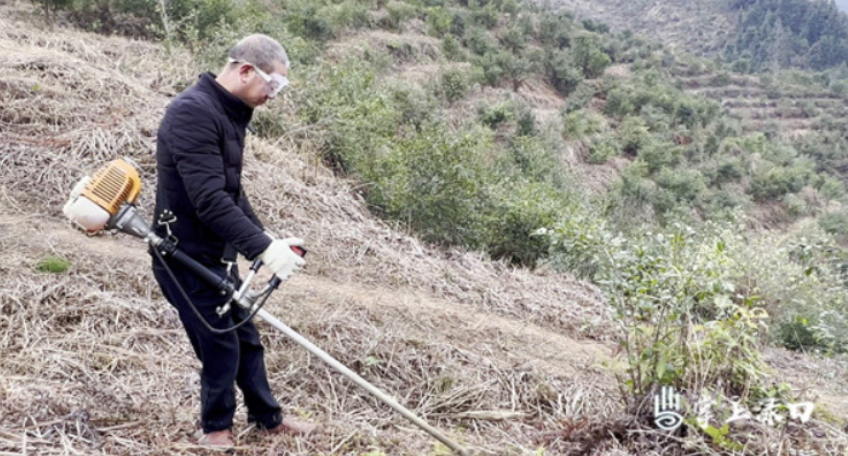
<box><xmin>63</xmin><ymin>158</ymin><xmax>472</xmax><ymax>456</ymax></box>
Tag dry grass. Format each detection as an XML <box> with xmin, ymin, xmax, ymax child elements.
<box><xmin>2</xmin><ymin>6</ymin><xmax>848</xmax><ymax>456</ymax></box>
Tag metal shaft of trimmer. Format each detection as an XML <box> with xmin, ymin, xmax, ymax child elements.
<box><xmin>256</xmin><ymin>309</ymin><xmax>470</xmax><ymax>456</ymax></box>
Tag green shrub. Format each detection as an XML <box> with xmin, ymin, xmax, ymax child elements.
<box><xmin>478</xmin><ymin>101</ymin><xmax>513</xmax><ymax>129</ymax></box>
<box><xmin>365</xmin><ymin>123</ymin><xmax>496</xmax><ymax>248</ymax></box>
<box><xmin>782</xmin><ymin>193</ymin><xmax>808</xmax><ymax>218</ymax></box>
<box><xmin>537</xmin><ymin>12</ymin><xmax>571</xmax><ymax>48</ymax></box>
<box><xmin>441</xmin><ymin>34</ymin><xmax>464</xmax><ymax>61</ymax></box>
<box><xmin>655</xmin><ymin>168</ymin><xmax>706</xmax><ymax>204</ymax></box>
<box><xmin>606</xmin><ymin>164</ymin><xmax>655</xmax><ymax>228</ymax></box>
<box><xmin>775</xmin><ymin>316</ymin><xmax>821</xmax><ymax>351</ymax></box>
<box><xmin>382</xmin><ymin>1</ymin><xmax>419</xmax><ymax>30</ymax></box>
<box><xmin>483</xmin><ymin>181</ymin><xmax>566</xmax><ymax>267</ymax></box>
<box><xmin>562</xmin><ymin>109</ymin><xmax>607</xmax><ymax>139</ymax></box>
<box><xmin>544</xmin><ymin>219</ymin><xmax>770</xmax><ymax>402</ymax></box>
<box><xmin>581</xmin><ymin>18</ymin><xmax>609</xmax><ymax>33</ymax></box>
<box><xmin>284</xmin><ymin>3</ymin><xmax>336</xmax><ymax>42</ymax></box>
<box><xmin>617</xmin><ymin>116</ymin><xmax>650</xmax><ymax>156</ymax></box>
<box><xmin>476</xmin><ymin>50</ymin><xmax>510</xmax><ymax>86</ymax></box>
<box><xmin>547</xmin><ymin>51</ymin><xmax>583</xmax><ymax>96</ymax></box>
<box><xmin>707</xmin><ymin>190</ymin><xmax>747</xmax><ymax>220</ymax></box>
<box><xmin>573</xmin><ymin>36</ymin><xmax>611</xmax><ymax>79</ymax></box>
<box><xmin>499</xmin><ymin>24</ymin><xmax>526</xmax><ymax>53</ymax></box>
<box><xmin>563</xmin><ymin>82</ymin><xmax>597</xmax><ymax>114</ymax></box>
<box><xmin>33</xmin><ymin>0</ymin><xmax>73</xmax><ymax>25</ymax></box>
<box><xmin>425</xmin><ymin>6</ymin><xmax>451</xmax><ymax>36</ymax></box>
<box><xmin>818</xmin><ymin>175</ymin><xmax>846</xmax><ymax>201</ymax></box>
<box><xmin>321</xmin><ymin>1</ymin><xmax>371</xmax><ymax>30</ymax></box>
<box><xmin>464</xmin><ymin>26</ymin><xmax>496</xmax><ymax>56</ymax></box>
<box><xmin>440</xmin><ymin>67</ymin><xmax>470</xmax><ymax>103</ymax></box>
<box><xmin>733</xmin><ymin>229</ymin><xmax>848</xmax><ymax>353</ymax></box>
<box><xmin>637</xmin><ymin>140</ymin><xmax>682</xmax><ymax>174</ymax></box>
<box><xmin>514</xmin><ymin>104</ymin><xmax>537</xmax><ymax>137</ymax></box>
<box><xmin>819</xmin><ymin>210</ymin><xmax>848</xmax><ymax>243</ymax></box>
<box><xmin>503</xmin><ymin>134</ymin><xmax>564</xmax><ymax>184</ymax></box>
<box><xmin>449</xmin><ymin>10</ymin><xmax>467</xmax><ymax>36</ymax></box>
<box><xmin>749</xmin><ymin>163</ymin><xmax>812</xmax><ymax>201</ymax></box>
<box><xmin>588</xmin><ymin>136</ymin><xmax>620</xmax><ymax>164</ymax></box>
<box><xmin>469</xmin><ymin>3</ymin><xmax>498</xmax><ymax>28</ymax></box>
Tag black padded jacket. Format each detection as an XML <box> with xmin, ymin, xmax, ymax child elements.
<box><xmin>152</xmin><ymin>73</ymin><xmax>271</xmax><ymax>266</ymax></box>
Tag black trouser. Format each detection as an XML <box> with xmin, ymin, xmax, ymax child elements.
<box><xmin>151</xmin><ymin>257</ymin><xmax>282</xmax><ymax>433</ymax></box>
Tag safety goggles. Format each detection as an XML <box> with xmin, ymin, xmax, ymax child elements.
<box><xmin>228</xmin><ymin>58</ymin><xmax>289</xmax><ymax>98</ymax></box>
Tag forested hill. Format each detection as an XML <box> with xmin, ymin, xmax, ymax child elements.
<box><xmin>725</xmin><ymin>0</ymin><xmax>848</xmax><ymax>71</ymax></box>
<box><xmin>549</xmin><ymin>0</ymin><xmax>848</xmax><ymax>72</ymax></box>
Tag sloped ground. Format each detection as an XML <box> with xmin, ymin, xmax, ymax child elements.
<box><xmin>2</xmin><ymin>5</ymin><xmax>848</xmax><ymax>456</ymax></box>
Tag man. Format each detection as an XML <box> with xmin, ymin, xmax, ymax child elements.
<box><xmin>150</xmin><ymin>34</ymin><xmax>315</xmax><ymax>448</ymax></box>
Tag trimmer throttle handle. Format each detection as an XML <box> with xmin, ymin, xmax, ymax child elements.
<box><xmin>268</xmin><ymin>246</ymin><xmax>307</xmax><ymax>289</ymax></box>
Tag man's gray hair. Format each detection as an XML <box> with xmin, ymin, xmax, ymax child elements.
<box><xmin>228</xmin><ymin>34</ymin><xmax>290</xmax><ymax>73</ymax></box>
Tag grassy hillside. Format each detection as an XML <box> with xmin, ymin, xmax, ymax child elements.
<box><xmin>3</xmin><ymin>0</ymin><xmax>848</xmax><ymax>454</ymax></box>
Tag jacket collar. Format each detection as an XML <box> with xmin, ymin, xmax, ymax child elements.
<box><xmin>197</xmin><ymin>72</ymin><xmax>253</xmax><ymax>125</ymax></box>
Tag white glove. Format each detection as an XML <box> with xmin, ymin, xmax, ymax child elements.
<box><xmin>259</xmin><ymin>236</ymin><xmax>306</xmax><ymax>279</ymax></box>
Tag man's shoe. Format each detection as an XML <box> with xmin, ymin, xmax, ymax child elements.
<box><xmin>263</xmin><ymin>416</ymin><xmax>319</xmax><ymax>436</ymax></box>
<box><xmin>198</xmin><ymin>429</ymin><xmax>234</xmax><ymax>448</ymax></box>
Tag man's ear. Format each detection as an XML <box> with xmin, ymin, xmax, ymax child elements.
<box><xmin>237</xmin><ymin>64</ymin><xmax>253</xmax><ymax>83</ymax></box>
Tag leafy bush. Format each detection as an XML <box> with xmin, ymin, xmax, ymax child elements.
<box><xmin>547</xmin><ymin>51</ymin><xmax>583</xmax><ymax>96</ymax></box>
<box><xmin>498</xmin><ymin>24</ymin><xmax>526</xmax><ymax>53</ymax></box>
<box><xmin>563</xmin><ymin>81</ymin><xmax>598</xmax><ymax>114</ymax></box>
<box><xmin>572</xmin><ymin>36</ymin><xmax>611</xmax><ymax>79</ymax></box>
<box><xmin>749</xmin><ymin>163</ymin><xmax>813</xmax><ymax>201</ymax></box>
<box><xmin>483</xmin><ymin>181</ymin><xmax>566</xmax><ymax>267</ymax></box>
<box><xmin>425</xmin><ymin>6</ymin><xmax>451</xmax><ymax>36</ymax></box>
<box><xmin>381</xmin><ymin>1</ymin><xmax>419</xmax><ymax>30</ymax></box>
<box><xmin>544</xmin><ymin>219</ymin><xmax>770</xmax><ymax>403</ymax></box>
<box><xmin>706</xmin><ymin>157</ymin><xmax>745</xmax><ymax>187</ymax></box>
<box><xmin>746</xmin><ymin>231</ymin><xmax>848</xmax><ymax>353</ymax></box>
<box><xmin>367</xmin><ymin>123</ymin><xmax>496</xmax><ymax>248</ymax></box>
<box><xmin>588</xmin><ymin>136</ymin><xmax>620</xmax><ymax>164</ymax></box>
<box><xmin>819</xmin><ymin>210</ymin><xmax>848</xmax><ymax>243</ymax></box>
<box><xmin>464</xmin><ymin>26</ymin><xmax>496</xmax><ymax>56</ymax></box>
<box><xmin>655</xmin><ymin>168</ymin><xmax>706</xmax><ymax>204</ymax></box>
<box><xmin>637</xmin><ymin>140</ymin><xmax>682</xmax><ymax>174</ymax></box>
<box><xmin>617</xmin><ymin>116</ymin><xmax>650</xmax><ymax>156</ymax></box>
<box><xmin>441</xmin><ymin>34</ymin><xmax>465</xmax><ymax>61</ymax></box>
<box><xmin>605</xmin><ymin>164</ymin><xmax>655</xmax><ymax>228</ymax></box>
<box><xmin>514</xmin><ymin>104</ymin><xmax>537</xmax><ymax>137</ymax></box>
<box><xmin>562</xmin><ymin>109</ymin><xmax>607</xmax><ymax>139</ymax></box>
<box><xmin>440</xmin><ymin>67</ymin><xmax>470</xmax><ymax>103</ymax></box>
<box><xmin>537</xmin><ymin>11</ymin><xmax>571</xmax><ymax>48</ymax></box>
<box><xmin>469</xmin><ymin>2</ymin><xmax>498</xmax><ymax>28</ymax></box>
<box><xmin>478</xmin><ymin>101</ymin><xmax>512</xmax><ymax>129</ymax></box>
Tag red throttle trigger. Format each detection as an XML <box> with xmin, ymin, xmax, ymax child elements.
<box><xmin>290</xmin><ymin>246</ymin><xmax>307</xmax><ymax>257</ymax></box>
